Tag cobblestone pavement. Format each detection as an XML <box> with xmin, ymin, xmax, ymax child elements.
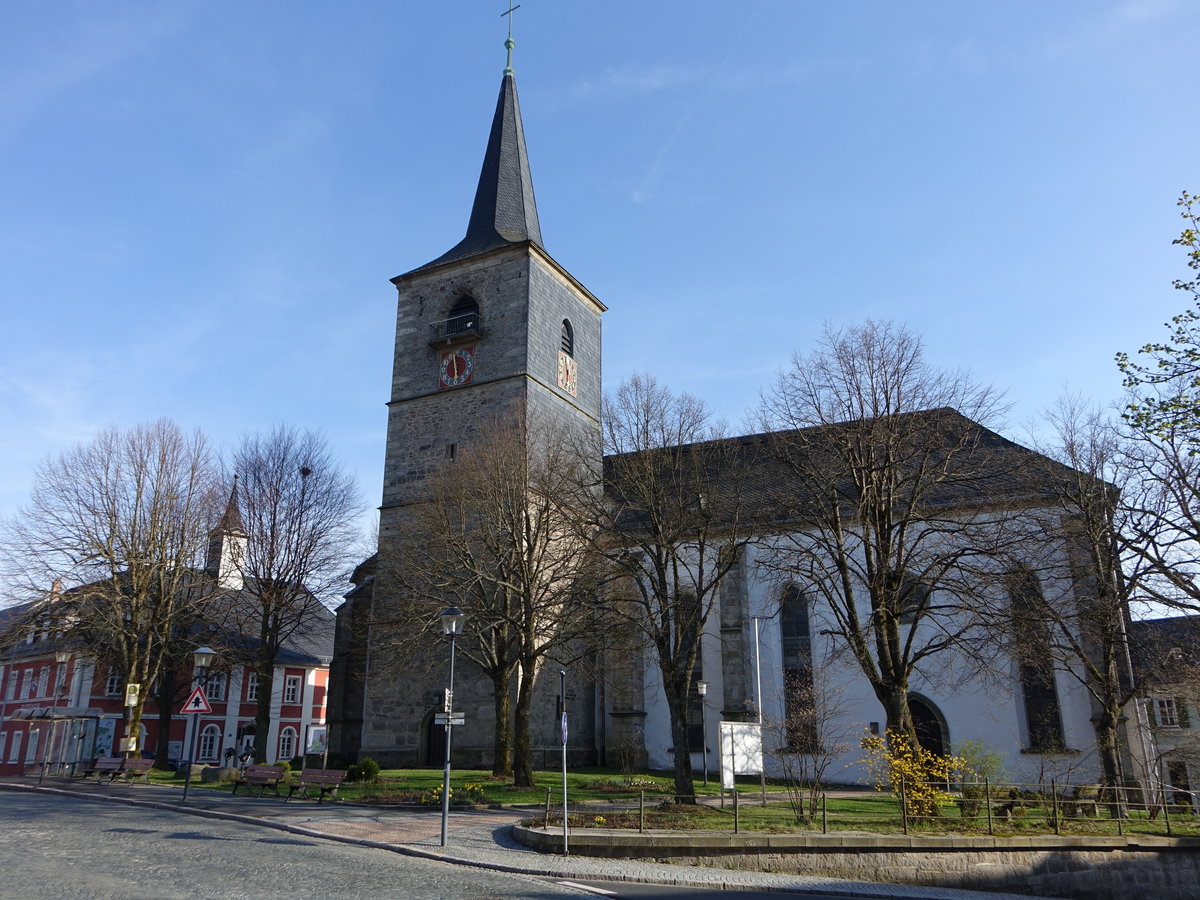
<box><xmin>0</xmin><ymin>777</ymin><xmax>1029</xmax><ymax>900</ymax></box>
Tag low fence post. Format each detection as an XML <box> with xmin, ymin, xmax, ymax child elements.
<box><xmin>821</xmin><ymin>792</ymin><xmax>827</xmax><ymax>834</ymax></box>
<box><xmin>733</xmin><ymin>789</ymin><xmax>740</xmax><ymax>833</ymax></box>
<box><xmin>1051</xmin><ymin>777</ymin><xmax>1060</xmax><ymax>835</ymax></box>
<box><xmin>899</xmin><ymin>774</ymin><xmax>908</xmax><ymax>835</ymax></box>
<box><xmin>1163</xmin><ymin>788</ymin><xmax>1172</xmax><ymax>837</ymax></box>
<box><xmin>1116</xmin><ymin>785</ymin><xmax>1124</xmax><ymax>836</ymax></box>
<box><xmin>639</xmin><ymin>790</ymin><xmax>645</xmax><ymax>834</ymax></box>
<box><xmin>544</xmin><ymin>787</ymin><xmax>552</xmax><ymax>828</ymax></box>
<box><xmin>985</xmin><ymin>778</ymin><xmax>993</xmax><ymax>836</ymax></box>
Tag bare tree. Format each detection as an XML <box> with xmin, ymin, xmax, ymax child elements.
<box><xmin>225</xmin><ymin>426</ymin><xmax>360</xmax><ymax>764</ymax></box>
<box><xmin>765</xmin><ymin>668</ymin><xmax>855</xmax><ymax>826</ymax></box>
<box><xmin>1017</xmin><ymin>396</ymin><xmax>1147</xmax><ymax>797</ymax></box>
<box><xmin>3</xmin><ymin>420</ymin><xmax>220</xmax><ymax>761</ymax></box>
<box><xmin>755</xmin><ymin>321</ymin><xmax>1016</xmax><ymax>752</ymax></box>
<box><xmin>590</xmin><ymin>374</ymin><xmax>757</xmax><ymax>804</ymax></box>
<box><xmin>380</xmin><ymin>407</ymin><xmax>600</xmax><ymax>786</ymax></box>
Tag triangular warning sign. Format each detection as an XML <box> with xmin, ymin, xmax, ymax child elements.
<box><xmin>180</xmin><ymin>686</ymin><xmax>212</xmax><ymax>714</ymax></box>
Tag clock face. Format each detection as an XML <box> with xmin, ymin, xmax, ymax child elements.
<box><xmin>439</xmin><ymin>346</ymin><xmax>475</xmax><ymax>388</ymax></box>
<box><xmin>557</xmin><ymin>350</ymin><xmax>577</xmax><ymax>397</ymax></box>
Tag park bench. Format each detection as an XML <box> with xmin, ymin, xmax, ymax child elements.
<box><xmin>81</xmin><ymin>757</ymin><xmax>124</xmax><ymax>782</ymax></box>
<box><xmin>115</xmin><ymin>757</ymin><xmax>154</xmax><ymax>784</ymax></box>
<box><xmin>286</xmin><ymin>768</ymin><xmax>347</xmax><ymax>804</ymax></box>
<box><xmin>232</xmin><ymin>764</ymin><xmax>287</xmax><ymax>797</ymax></box>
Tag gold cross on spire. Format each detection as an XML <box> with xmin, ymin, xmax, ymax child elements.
<box><xmin>501</xmin><ymin>1</ymin><xmax>521</xmax><ymax>75</ymax></box>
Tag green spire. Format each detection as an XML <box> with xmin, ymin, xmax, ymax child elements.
<box><xmin>501</xmin><ymin>1</ymin><xmax>520</xmax><ymax>75</ymax></box>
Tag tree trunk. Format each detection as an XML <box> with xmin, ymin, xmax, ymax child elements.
<box><xmin>254</xmin><ymin>659</ymin><xmax>275</xmax><ymax>764</ymax></box>
<box><xmin>877</xmin><ymin>684</ymin><xmax>917</xmax><ymax>747</ymax></box>
<box><xmin>154</xmin><ymin>671</ymin><xmax>177</xmax><ymax>767</ymax></box>
<box><xmin>511</xmin><ymin>662</ymin><xmax>539</xmax><ymax>788</ymax></box>
<box><xmin>665</xmin><ymin>679</ymin><xmax>696</xmax><ymax>804</ymax></box>
<box><xmin>491</xmin><ymin>673</ymin><xmax>513</xmax><ymax>778</ymax></box>
<box><xmin>1094</xmin><ymin>703</ymin><xmax>1125</xmax><ymax>818</ymax></box>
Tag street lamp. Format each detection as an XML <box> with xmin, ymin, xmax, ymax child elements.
<box><xmin>439</xmin><ymin>606</ymin><xmax>465</xmax><ymax>847</ymax></box>
<box><xmin>696</xmin><ymin>680</ymin><xmax>709</xmax><ymax>787</ymax></box>
<box><xmin>181</xmin><ymin>645</ymin><xmax>216</xmax><ymax>803</ymax></box>
<box><xmin>38</xmin><ymin>650</ymin><xmax>72</xmax><ymax>784</ymax></box>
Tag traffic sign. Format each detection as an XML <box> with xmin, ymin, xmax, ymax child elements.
<box><xmin>180</xmin><ymin>686</ymin><xmax>212</xmax><ymax>714</ymax></box>
<box><xmin>433</xmin><ymin>712</ymin><xmax>465</xmax><ymax>726</ymax></box>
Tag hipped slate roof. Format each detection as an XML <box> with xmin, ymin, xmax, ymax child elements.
<box><xmin>407</xmin><ymin>73</ymin><xmax>542</xmax><ymax>275</ymax></box>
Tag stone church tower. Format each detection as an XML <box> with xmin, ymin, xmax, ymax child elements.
<box><xmin>350</xmin><ymin>50</ymin><xmax>606</xmax><ymax>766</ymax></box>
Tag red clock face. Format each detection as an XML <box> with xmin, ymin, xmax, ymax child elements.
<box><xmin>439</xmin><ymin>346</ymin><xmax>475</xmax><ymax>388</ymax></box>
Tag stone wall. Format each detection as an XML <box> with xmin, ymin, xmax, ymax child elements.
<box><xmin>514</xmin><ymin>827</ymin><xmax>1200</xmax><ymax>899</ymax></box>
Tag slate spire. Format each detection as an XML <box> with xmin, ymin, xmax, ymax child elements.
<box><xmin>417</xmin><ymin>70</ymin><xmax>543</xmax><ymax>271</ymax></box>
<box><xmin>215</xmin><ymin>474</ymin><xmax>246</xmax><ymax>536</ymax></box>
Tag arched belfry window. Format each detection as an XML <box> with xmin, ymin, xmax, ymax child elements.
<box><xmin>561</xmin><ymin>319</ymin><xmax>574</xmax><ymax>357</ymax></box>
<box><xmin>780</xmin><ymin>586</ymin><xmax>817</xmax><ymax>751</ymax></box>
<box><xmin>430</xmin><ymin>296</ymin><xmax>481</xmax><ymax>344</ymax></box>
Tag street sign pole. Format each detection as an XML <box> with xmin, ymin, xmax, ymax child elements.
<box><xmin>560</xmin><ymin>669</ymin><xmax>569</xmax><ymax>857</ymax></box>
<box><xmin>179</xmin><ymin>685</ymin><xmax>211</xmax><ymax>804</ymax></box>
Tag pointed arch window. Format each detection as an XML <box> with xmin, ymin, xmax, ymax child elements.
<box><xmin>1007</xmin><ymin>565</ymin><xmax>1066</xmax><ymax>752</ymax></box>
<box><xmin>780</xmin><ymin>586</ymin><xmax>817</xmax><ymax>751</ymax></box>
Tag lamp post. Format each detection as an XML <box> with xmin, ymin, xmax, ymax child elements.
<box><xmin>439</xmin><ymin>606</ymin><xmax>465</xmax><ymax>847</ymax></box>
<box><xmin>697</xmin><ymin>680</ymin><xmax>709</xmax><ymax>787</ymax></box>
<box><xmin>38</xmin><ymin>650</ymin><xmax>72</xmax><ymax>784</ymax></box>
<box><xmin>751</xmin><ymin>616</ymin><xmax>768</xmax><ymax>804</ymax></box>
<box><xmin>181</xmin><ymin>645</ymin><xmax>216</xmax><ymax>804</ymax></box>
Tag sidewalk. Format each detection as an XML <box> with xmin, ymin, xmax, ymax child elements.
<box><xmin>0</xmin><ymin>776</ymin><xmax>1028</xmax><ymax>900</ymax></box>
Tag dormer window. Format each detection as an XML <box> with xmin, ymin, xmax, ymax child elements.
<box><xmin>561</xmin><ymin>319</ymin><xmax>574</xmax><ymax>357</ymax></box>
<box><xmin>429</xmin><ymin>296</ymin><xmax>482</xmax><ymax>345</ymax></box>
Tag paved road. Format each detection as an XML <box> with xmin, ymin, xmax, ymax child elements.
<box><xmin>0</xmin><ymin>791</ymin><xmax>581</xmax><ymax>900</ymax></box>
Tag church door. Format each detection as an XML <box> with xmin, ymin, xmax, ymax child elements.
<box><xmin>908</xmin><ymin>696</ymin><xmax>947</xmax><ymax>757</ymax></box>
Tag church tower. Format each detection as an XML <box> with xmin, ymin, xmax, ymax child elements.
<box><xmin>360</xmin><ymin>39</ymin><xmax>605</xmax><ymax>765</ymax></box>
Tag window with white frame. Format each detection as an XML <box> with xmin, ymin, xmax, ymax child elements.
<box><xmin>8</xmin><ymin>732</ymin><xmax>22</xmax><ymax>763</ymax></box>
<box><xmin>0</xmin><ymin>731</ymin><xmax>6</xmax><ymax>762</ymax></box>
<box><xmin>198</xmin><ymin>724</ymin><xmax>221</xmax><ymax>762</ymax></box>
<box><xmin>206</xmin><ymin>672</ymin><xmax>227</xmax><ymax>702</ymax></box>
<box><xmin>245</xmin><ymin>671</ymin><xmax>258</xmax><ymax>702</ymax></box>
<box><xmin>36</xmin><ymin>669</ymin><xmax>48</xmax><ymax>698</ymax></box>
<box><xmin>105</xmin><ymin>671</ymin><xmax>122</xmax><ymax>697</ymax></box>
<box><xmin>24</xmin><ymin>669</ymin><xmax>37</xmax><ymax>699</ymax></box>
<box><xmin>284</xmin><ymin>676</ymin><xmax>301</xmax><ymax>705</ymax></box>
<box><xmin>1156</xmin><ymin>697</ymin><xmax>1180</xmax><ymax>728</ymax></box>
<box><xmin>278</xmin><ymin>726</ymin><xmax>297</xmax><ymax>762</ymax></box>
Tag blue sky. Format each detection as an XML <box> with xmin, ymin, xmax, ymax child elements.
<box><xmin>1</xmin><ymin>0</ymin><xmax>1197</xmax><ymax>546</ymax></box>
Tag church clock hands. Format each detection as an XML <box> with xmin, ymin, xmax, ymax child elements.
<box><xmin>439</xmin><ymin>346</ymin><xmax>475</xmax><ymax>388</ymax></box>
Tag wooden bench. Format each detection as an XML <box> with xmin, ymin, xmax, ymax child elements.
<box><xmin>81</xmin><ymin>757</ymin><xmax>124</xmax><ymax>782</ymax></box>
<box><xmin>116</xmin><ymin>758</ymin><xmax>154</xmax><ymax>784</ymax></box>
<box><xmin>232</xmin><ymin>764</ymin><xmax>287</xmax><ymax>797</ymax></box>
<box><xmin>286</xmin><ymin>768</ymin><xmax>347</xmax><ymax>804</ymax></box>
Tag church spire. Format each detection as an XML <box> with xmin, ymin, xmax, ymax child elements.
<box><xmin>413</xmin><ymin>29</ymin><xmax>542</xmax><ymax>272</ymax></box>
<box><xmin>206</xmin><ymin>475</ymin><xmax>247</xmax><ymax>590</ymax></box>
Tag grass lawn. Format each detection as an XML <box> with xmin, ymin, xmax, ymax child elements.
<box><xmin>140</xmin><ymin>766</ymin><xmax>1200</xmax><ymax>838</ymax></box>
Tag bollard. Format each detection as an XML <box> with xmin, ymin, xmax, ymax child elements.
<box><xmin>733</xmin><ymin>789</ymin><xmax>740</xmax><ymax>833</ymax></box>
<box><xmin>544</xmin><ymin>787</ymin><xmax>552</xmax><ymax>828</ymax></box>
<box><xmin>639</xmin><ymin>790</ymin><xmax>645</xmax><ymax>834</ymax></box>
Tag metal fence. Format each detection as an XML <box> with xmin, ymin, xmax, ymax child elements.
<box><xmin>532</xmin><ymin>780</ymin><xmax>1200</xmax><ymax>838</ymax></box>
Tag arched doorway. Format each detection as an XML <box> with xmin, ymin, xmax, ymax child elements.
<box><xmin>907</xmin><ymin>695</ymin><xmax>948</xmax><ymax>757</ymax></box>
<box><xmin>424</xmin><ymin>711</ymin><xmax>446</xmax><ymax>766</ymax></box>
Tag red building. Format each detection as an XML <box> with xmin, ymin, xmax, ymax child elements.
<box><xmin>0</xmin><ymin>617</ymin><xmax>333</xmax><ymax>775</ymax></box>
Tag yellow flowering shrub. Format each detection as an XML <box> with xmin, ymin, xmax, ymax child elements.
<box><xmin>861</xmin><ymin>730</ymin><xmax>964</xmax><ymax>818</ymax></box>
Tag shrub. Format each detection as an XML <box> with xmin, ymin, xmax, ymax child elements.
<box><xmin>347</xmin><ymin>757</ymin><xmax>381</xmax><ymax>783</ymax></box>
<box><xmin>862</xmin><ymin>730</ymin><xmax>963</xmax><ymax>819</ymax></box>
